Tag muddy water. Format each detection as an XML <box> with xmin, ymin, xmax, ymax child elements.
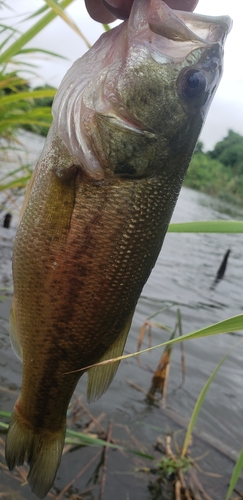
<box><xmin>0</xmin><ymin>132</ymin><xmax>243</xmax><ymax>499</ymax></box>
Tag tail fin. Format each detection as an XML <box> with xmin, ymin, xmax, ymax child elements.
<box><xmin>5</xmin><ymin>407</ymin><xmax>65</xmax><ymax>499</ymax></box>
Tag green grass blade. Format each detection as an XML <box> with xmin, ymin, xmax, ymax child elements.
<box><xmin>181</xmin><ymin>339</ymin><xmax>243</xmax><ymax>457</ymax></box>
<box><xmin>0</xmin><ymin>412</ymin><xmax>122</xmax><ymax>449</ymax></box>
<box><xmin>0</xmin><ymin>75</ymin><xmax>27</xmax><ymax>89</ymax></box>
<box><xmin>0</xmin><ymin>175</ymin><xmax>32</xmax><ymax>190</ymax></box>
<box><xmin>0</xmin><ymin>412</ymin><xmax>120</xmax><ymax>447</ymax></box>
<box><xmin>23</xmin><ymin>4</ymin><xmax>51</xmax><ymax>20</ymax></box>
<box><xmin>0</xmin><ymin>88</ymin><xmax>56</xmax><ymax>105</ymax></box>
<box><xmin>75</xmin><ymin>314</ymin><xmax>243</xmax><ymax>373</ymax></box>
<box><xmin>0</xmin><ymin>165</ymin><xmax>31</xmax><ymax>183</ymax></box>
<box><xmin>0</xmin><ymin>121</ymin><xmax>50</xmax><ymax>132</ymax></box>
<box><xmin>65</xmin><ymin>429</ymin><xmax>123</xmax><ymax>449</ymax></box>
<box><xmin>0</xmin><ymin>0</ymin><xmax>74</xmax><ymax>64</ymax></box>
<box><xmin>0</xmin><ymin>411</ymin><xmax>11</xmax><ymax>418</ymax></box>
<box><xmin>0</xmin><ymin>422</ymin><xmax>8</xmax><ymax>429</ymax></box>
<box><xmin>0</xmin><ymin>25</ymin><xmax>17</xmax><ymax>34</ymax></box>
<box><xmin>0</xmin><ymin>411</ymin><xmax>152</xmax><ymax>459</ymax></box>
<box><xmin>18</xmin><ymin>48</ymin><xmax>66</xmax><ymax>59</ymax></box>
<box><xmin>65</xmin><ymin>429</ymin><xmax>154</xmax><ymax>458</ymax></box>
<box><xmin>6</xmin><ymin>61</ymin><xmax>39</xmax><ymax>70</ymax></box>
<box><xmin>44</xmin><ymin>0</ymin><xmax>91</xmax><ymax>47</ymax></box>
<box><xmin>0</xmin><ymin>412</ymin><xmax>153</xmax><ymax>459</ymax></box>
<box><xmin>226</xmin><ymin>449</ymin><xmax>243</xmax><ymax>500</ymax></box>
<box><xmin>168</xmin><ymin>220</ymin><xmax>243</xmax><ymax>233</ymax></box>
<box><xmin>0</xmin><ymin>32</ymin><xmax>16</xmax><ymax>51</ymax></box>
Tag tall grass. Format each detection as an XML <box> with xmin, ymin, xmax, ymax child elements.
<box><xmin>0</xmin><ymin>0</ymin><xmax>90</xmax><ymax>189</ymax></box>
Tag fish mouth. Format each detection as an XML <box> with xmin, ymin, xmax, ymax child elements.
<box><xmin>128</xmin><ymin>0</ymin><xmax>232</xmax><ymax>60</ymax></box>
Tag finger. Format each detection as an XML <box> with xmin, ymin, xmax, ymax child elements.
<box><xmin>103</xmin><ymin>0</ymin><xmax>199</xmax><ymax>19</ymax></box>
<box><xmin>86</xmin><ymin>0</ymin><xmax>199</xmax><ymax>23</ymax></box>
<box><xmin>103</xmin><ymin>0</ymin><xmax>133</xmax><ymax>20</ymax></box>
<box><xmin>84</xmin><ymin>0</ymin><xmax>116</xmax><ymax>22</ymax></box>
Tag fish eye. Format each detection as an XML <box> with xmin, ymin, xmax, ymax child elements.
<box><xmin>181</xmin><ymin>70</ymin><xmax>207</xmax><ymax>99</ymax></box>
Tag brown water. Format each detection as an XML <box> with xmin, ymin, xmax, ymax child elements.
<box><xmin>0</xmin><ymin>132</ymin><xmax>243</xmax><ymax>499</ymax></box>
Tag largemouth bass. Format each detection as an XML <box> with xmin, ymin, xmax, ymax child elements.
<box><xmin>5</xmin><ymin>0</ymin><xmax>231</xmax><ymax>497</ymax></box>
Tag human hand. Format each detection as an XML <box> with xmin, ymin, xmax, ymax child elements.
<box><xmin>85</xmin><ymin>0</ymin><xmax>199</xmax><ymax>23</ymax></box>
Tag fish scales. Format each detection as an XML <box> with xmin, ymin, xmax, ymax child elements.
<box><xmin>14</xmin><ymin>138</ymin><xmax>178</xmax><ymax>429</ymax></box>
<box><xmin>10</xmin><ymin>169</ymin><xmax>174</xmax><ymax>455</ymax></box>
<box><xmin>5</xmin><ymin>0</ymin><xmax>232</xmax><ymax>497</ymax></box>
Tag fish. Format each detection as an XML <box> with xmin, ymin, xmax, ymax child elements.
<box><xmin>5</xmin><ymin>0</ymin><xmax>232</xmax><ymax>497</ymax></box>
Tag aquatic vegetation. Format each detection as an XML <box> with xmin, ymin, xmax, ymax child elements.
<box><xmin>0</xmin><ymin>0</ymin><xmax>87</xmax><ymax>190</ymax></box>
<box><xmin>134</xmin><ymin>307</ymin><xmax>243</xmax><ymax>499</ymax></box>
<box><xmin>226</xmin><ymin>449</ymin><xmax>243</xmax><ymax>500</ymax></box>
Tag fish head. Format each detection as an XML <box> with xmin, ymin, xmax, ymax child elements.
<box><xmin>52</xmin><ymin>0</ymin><xmax>232</xmax><ymax>181</ymax></box>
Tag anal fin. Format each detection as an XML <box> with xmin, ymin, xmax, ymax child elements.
<box><xmin>87</xmin><ymin>312</ymin><xmax>134</xmax><ymax>403</ymax></box>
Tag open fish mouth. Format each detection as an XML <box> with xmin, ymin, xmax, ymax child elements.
<box><xmin>128</xmin><ymin>0</ymin><xmax>232</xmax><ymax>61</ymax></box>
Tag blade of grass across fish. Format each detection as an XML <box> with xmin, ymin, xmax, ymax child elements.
<box><xmin>44</xmin><ymin>0</ymin><xmax>91</xmax><ymax>48</ymax></box>
<box><xmin>181</xmin><ymin>338</ymin><xmax>243</xmax><ymax>457</ymax></box>
<box><xmin>168</xmin><ymin>220</ymin><xmax>243</xmax><ymax>233</ymax></box>
<box><xmin>226</xmin><ymin>449</ymin><xmax>243</xmax><ymax>500</ymax></box>
<box><xmin>103</xmin><ymin>24</ymin><xmax>111</xmax><ymax>32</ymax></box>
<box><xmin>0</xmin><ymin>0</ymin><xmax>75</xmax><ymax>65</ymax></box>
<box><xmin>70</xmin><ymin>314</ymin><xmax>243</xmax><ymax>373</ymax></box>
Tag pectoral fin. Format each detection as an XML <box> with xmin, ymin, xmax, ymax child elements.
<box><xmin>87</xmin><ymin>312</ymin><xmax>134</xmax><ymax>403</ymax></box>
<box><xmin>9</xmin><ymin>299</ymin><xmax>23</xmax><ymax>361</ymax></box>
<box><xmin>96</xmin><ymin>113</ymin><xmax>156</xmax><ymax>177</ymax></box>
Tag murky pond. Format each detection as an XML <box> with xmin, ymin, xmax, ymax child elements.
<box><xmin>0</xmin><ymin>132</ymin><xmax>243</xmax><ymax>499</ymax></box>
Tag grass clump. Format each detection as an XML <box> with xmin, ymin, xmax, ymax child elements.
<box><xmin>0</xmin><ymin>0</ymin><xmax>88</xmax><ymax>190</ymax></box>
<box><xmin>157</xmin><ymin>454</ymin><xmax>191</xmax><ymax>477</ymax></box>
